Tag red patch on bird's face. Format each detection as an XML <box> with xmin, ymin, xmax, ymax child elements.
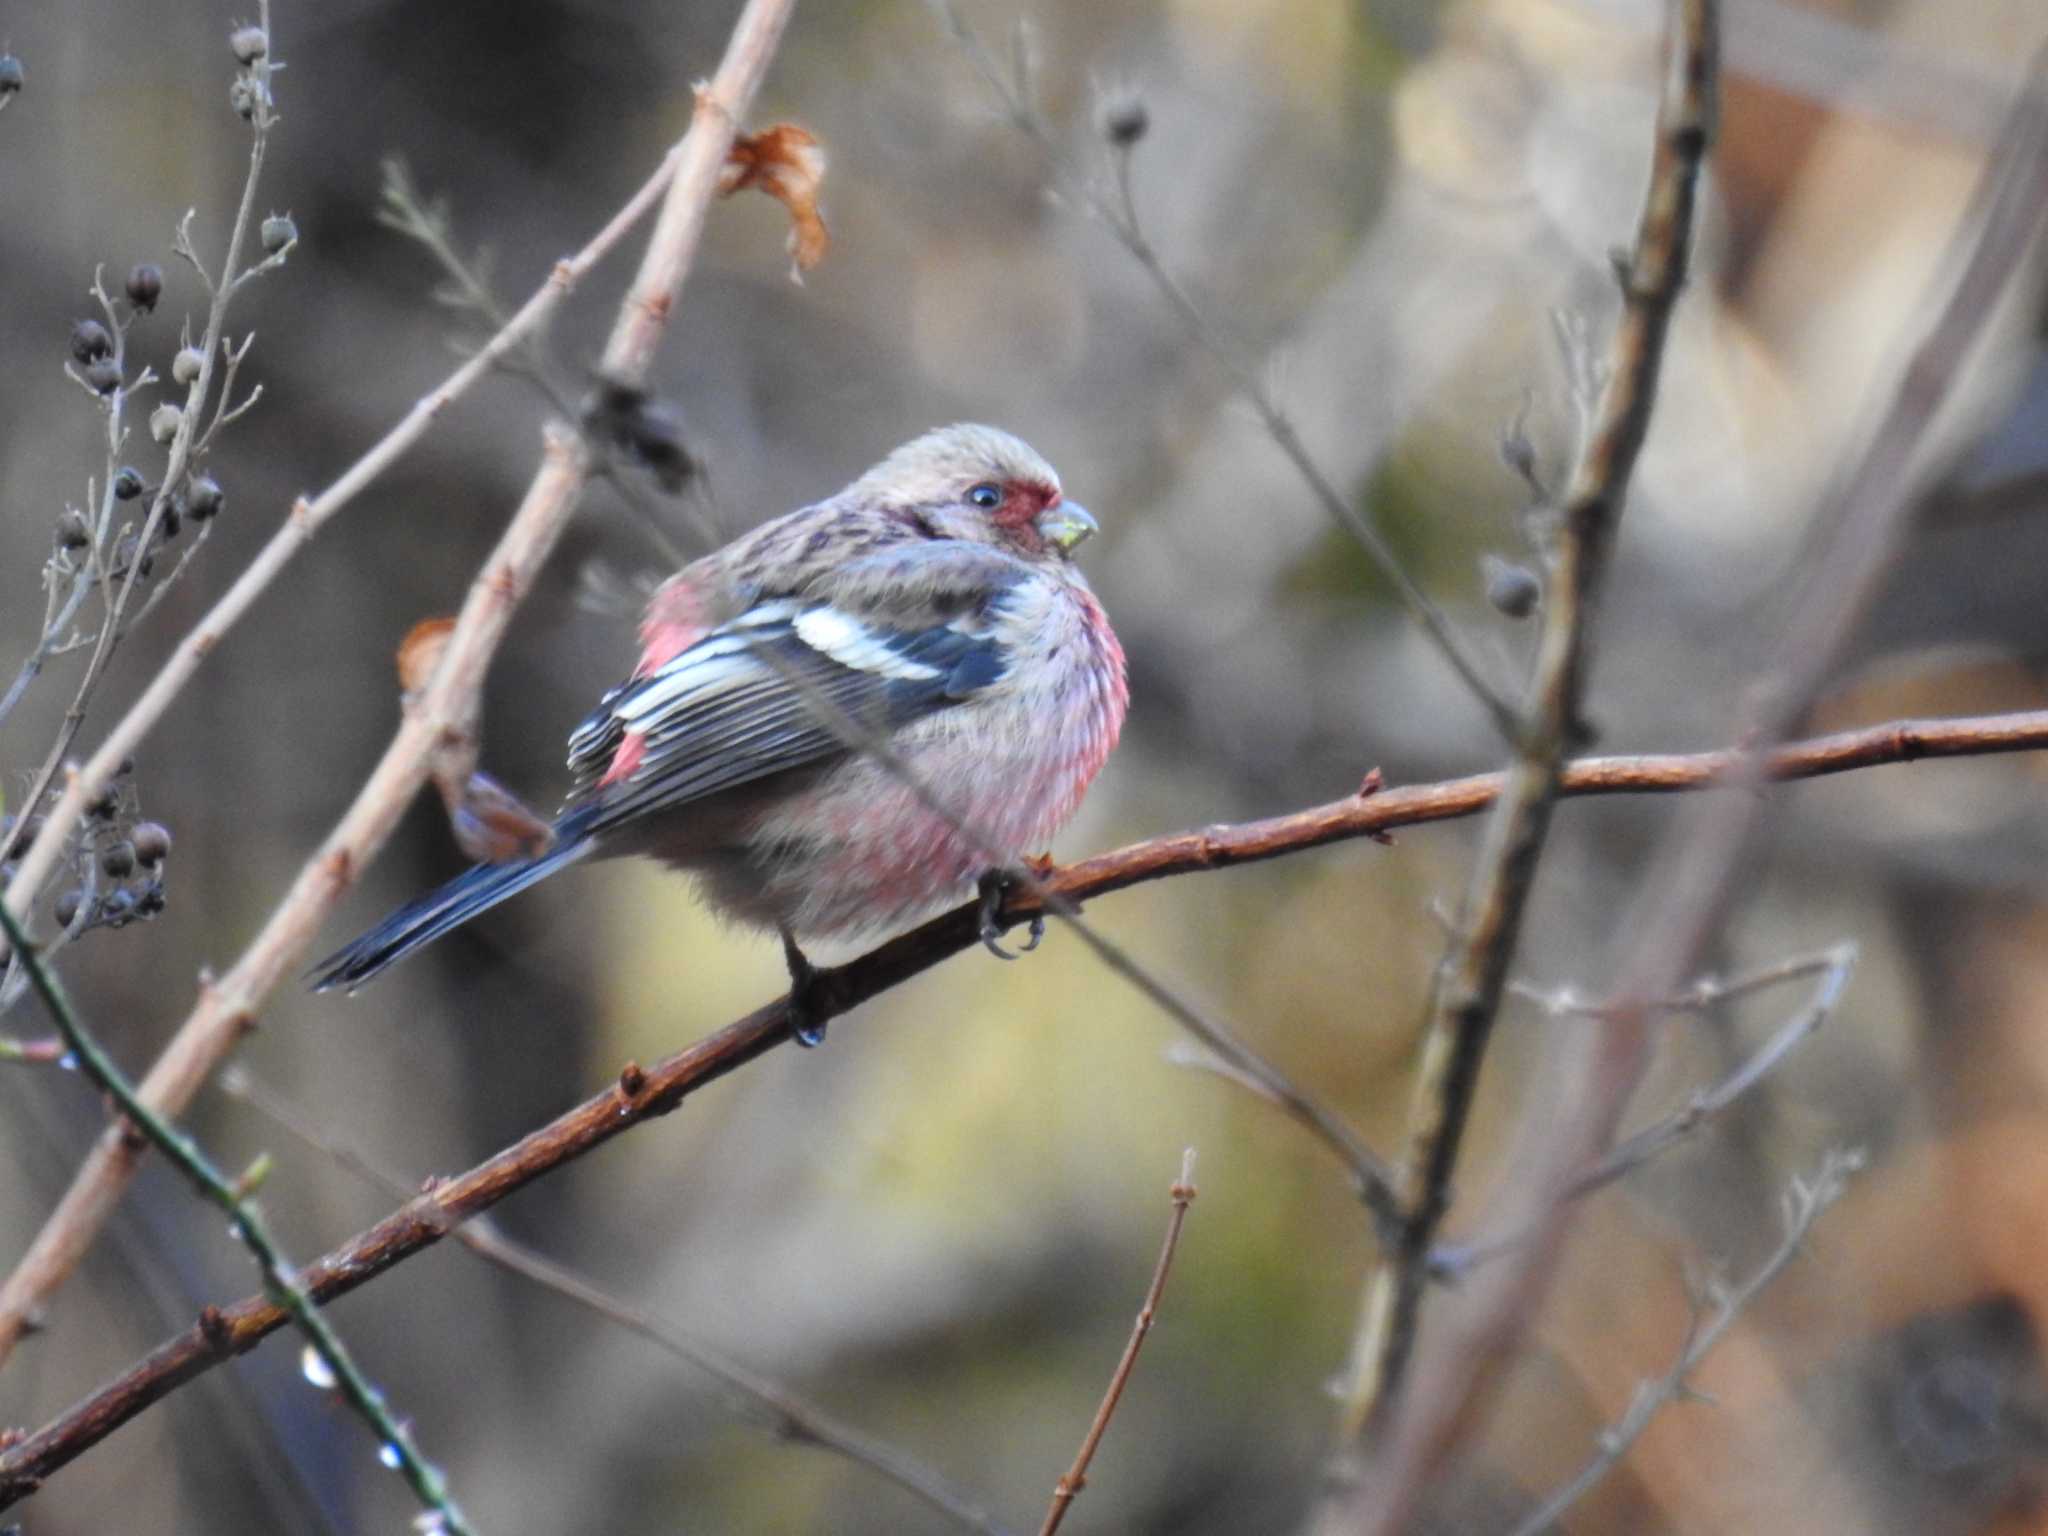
<box><xmin>992</xmin><ymin>480</ymin><xmax>1058</xmax><ymax>555</ymax></box>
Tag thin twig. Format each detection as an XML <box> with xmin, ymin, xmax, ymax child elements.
<box><xmin>1433</xmin><ymin>942</ymin><xmax>1856</xmax><ymax>1275</ymax></box>
<box><xmin>0</xmin><ymin>275</ymin><xmax>137</xmax><ymax>775</ymax></box>
<box><xmin>115</xmin><ymin>521</ymin><xmax>218</xmax><ymax>640</ymax></box>
<box><xmin>1322</xmin><ymin>0</ymin><xmax>1718</xmax><ymax>1473</ymax></box>
<box><xmin>0</xmin><ymin>850</ymin><xmax>103</xmax><ymax>1018</ymax></box>
<box><xmin>1561</xmin><ymin>944</ymin><xmax>1856</xmax><ymax>1200</ymax></box>
<box><xmin>1502</xmin><ymin>1148</ymin><xmax>1862</xmax><ymax>1536</ymax></box>
<box><xmin>376</xmin><ymin>157</ymin><xmax>713</xmax><ymax>562</ymax></box>
<box><xmin>930</xmin><ymin>0</ymin><xmax>1520</xmax><ymax>739</ymax></box>
<box><xmin>1508</xmin><ymin>943</ymin><xmax>1851</xmax><ymax>1024</ymax></box>
<box><xmin>0</xmin><ymin>897</ymin><xmax>472</xmax><ymax>1534</ymax></box>
<box><xmin>216</xmin><ymin>1066</ymin><xmax>1016</xmax><ymax>1536</ymax></box>
<box><xmin>0</xmin><ymin>0</ymin><xmax>801</xmax><ymax>1368</ymax></box>
<box><xmin>1039</xmin><ymin>1149</ymin><xmax>1198</xmax><ymax>1536</ymax></box>
<box><xmin>0</xmin><ymin>571</ymin><xmax>93</xmax><ymax>732</ymax></box>
<box><xmin>1</xmin><ymin>707</ymin><xmax>2044</xmax><ymax>1501</ymax></box>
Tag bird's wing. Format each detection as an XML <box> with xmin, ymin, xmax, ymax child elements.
<box><xmin>564</xmin><ymin>543</ymin><xmax>1029</xmax><ymax>826</ymax></box>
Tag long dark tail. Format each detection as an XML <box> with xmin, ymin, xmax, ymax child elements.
<box><xmin>309</xmin><ymin>817</ymin><xmax>599</xmax><ymax>993</ymax></box>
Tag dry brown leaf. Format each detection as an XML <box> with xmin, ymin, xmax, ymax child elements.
<box><xmin>445</xmin><ymin>770</ymin><xmax>556</xmax><ymax>864</ymax></box>
<box><xmin>396</xmin><ymin>616</ymin><xmax>553</xmax><ymax>862</ymax></box>
<box><xmin>396</xmin><ymin>616</ymin><xmax>456</xmax><ymax>699</ymax></box>
<box><xmin>721</xmin><ymin>122</ymin><xmax>828</xmax><ymax>282</ymax></box>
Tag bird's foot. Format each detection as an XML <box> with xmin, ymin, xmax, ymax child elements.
<box><xmin>779</xmin><ymin>927</ymin><xmax>829</xmax><ymax>1047</ymax></box>
<box><xmin>977</xmin><ymin>869</ymin><xmax>1045</xmax><ymax>961</ymax></box>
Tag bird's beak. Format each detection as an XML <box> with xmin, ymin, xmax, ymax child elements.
<box><xmin>1038</xmin><ymin>501</ymin><xmax>1098</xmax><ymax>553</ymax></box>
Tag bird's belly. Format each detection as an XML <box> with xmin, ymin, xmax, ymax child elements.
<box><xmin>696</xmin><ymin>699</ymin><xmax>1102</xmax><ymax>941</ymax></box>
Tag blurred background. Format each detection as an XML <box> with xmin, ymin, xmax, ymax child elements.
<box><xmin>2</xmin><ymin>0</ymin><xmax>2047</xmax><ymax>1531</ymax></box>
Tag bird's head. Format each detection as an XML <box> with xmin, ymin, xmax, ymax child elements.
<box><xmin>855</xmin><ymin>423</ymin><xmax>1098</xmax><ymax>563</ymax></box>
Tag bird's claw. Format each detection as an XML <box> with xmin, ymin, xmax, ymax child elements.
<box><xmin>779</xmin><ymin>926</ymin><xmax>828</xmax><ymax>1047</ymax></box>
<box><xmin>977</xmin><ymin>871</ymin><xmax>1045</xmax><ymax>961</ymax></box>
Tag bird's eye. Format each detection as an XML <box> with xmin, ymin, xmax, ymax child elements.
<box><xmin>968</xmin><ymin>482</ymin><xmax>1002</xmax><ymax>510</ymax></box>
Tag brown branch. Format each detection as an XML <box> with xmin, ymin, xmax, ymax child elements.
<box><xmin>1038</xmin><ymin>1149</ymin><xmax>1198</xmax><ymax>1536</ymax></box>
<box><xmin>0</xmin><ymin>0</ymin><xmax>801</xmax><ymax>1368</ymax></box>
<box><xmin>1318</xmin><ymin>0</ymin><xmax>1718</xmax><ymax>1484</ymax></box>
<box><xmin>1</xmin><ymin>705</ymin><xmax>2045</xmax><ymax>1506</ymax></box>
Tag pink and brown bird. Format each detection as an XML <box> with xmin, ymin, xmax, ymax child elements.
<box><xmin>312</xmin><ymin>424</ymin><xmax>1128</xmax><ymax>1038</ymax></box>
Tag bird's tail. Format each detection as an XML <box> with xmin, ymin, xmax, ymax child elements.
<box><xmin>309</xmin><ymin>815</ymin><xmax>599</xmax><ymax>993</ymax></box>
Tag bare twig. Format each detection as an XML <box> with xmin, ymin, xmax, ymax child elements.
<box><xmin>0</xmin><ymin>274</ymin><xmax>140</xmax><ymax>757</ymax></box>
<box><xmin>1320</xmin><ymin>0</ymin><xmax>1718</xmax><ymax>1482</ymax></box>
<box><xmin>931</xmin><ymin>0</ymin><xmax>1520</xmax><ymax>739</ymax></box>
<box><xmin>376</xmin><ymin>157</ymin><xmax>712</xmax><ymax>563</ymax></box>
<box><xmin>1</xmin><ymin>707</ymin><xmax>2044</xmax><ymax>1502</ymax></box>
<box><xmin>0</xmin><ymin>0</ymin><xmax>801</xmax><ymax>1368</ymax></box>
<box><xmin>0</xmin><ymin>565</ymin><xmax>93</xmax><ymax>732</ymax></box>
<box><xmin>217</xmin><ymin>1067</ymin><xmax>1014</xmax><ymax>1536</ymax></box>
<box><xmin>1039</xmin><ymin>1149</ymin><xmax>1198</xmax><ymax>1536</ymax></box>
<box><xmin>113</xmin><ymin>520</ymin><xmax>218</xmax><ymax>641</ymax></box>
<box><xmin>1433</xmin><ymin>943</ymin><xmax>1856</xmax><ymax>1275</ymax></box>
<box><xmin>1502</xmin><ymin>1148</ymin><xmax>1862</xmax><ymax>1536</ymax></box>
<box><xmin>0</xmin><ymin>897</ymin><xmax>472</xmax><ymax>1534</ymax></box>
<box><xmin>1560</xmin><ymin>945</ymin><xmax>1856</xmax><ymax>1201</ymax></box>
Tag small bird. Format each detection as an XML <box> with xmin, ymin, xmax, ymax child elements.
<box><xmin>311</xmin><ymin>424</ymin><xmax>1128</xmax><ymax>1037</ymax></box>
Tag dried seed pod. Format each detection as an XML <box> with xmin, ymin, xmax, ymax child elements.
<box><xmin>69</xmin><ymin>318</ymin><xmax>112</xmax><ymax>364</ymax></box>
<box><xmin>184</xmin><ymin>475</ymin><xmax>223</xmax><ymax>521</ymax></box>
<box><xmin>1099</xmin><ymin>94</ymin><xmax>1149</xmax><ymax>147</ymax></box>
<box><xmin>126</xmin><ymin>263</ymin><xmax>164</xmax><ymax>312</ymax></box>
<box><xmin>1481</xmin><ymin>554</ymin><xmax>1541</xmax><ymax>620</ymax></box>
<box><xmin>131</xmin><ymin>821</ymin><xmax>173</xmax><ymax>865</ymax></box>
